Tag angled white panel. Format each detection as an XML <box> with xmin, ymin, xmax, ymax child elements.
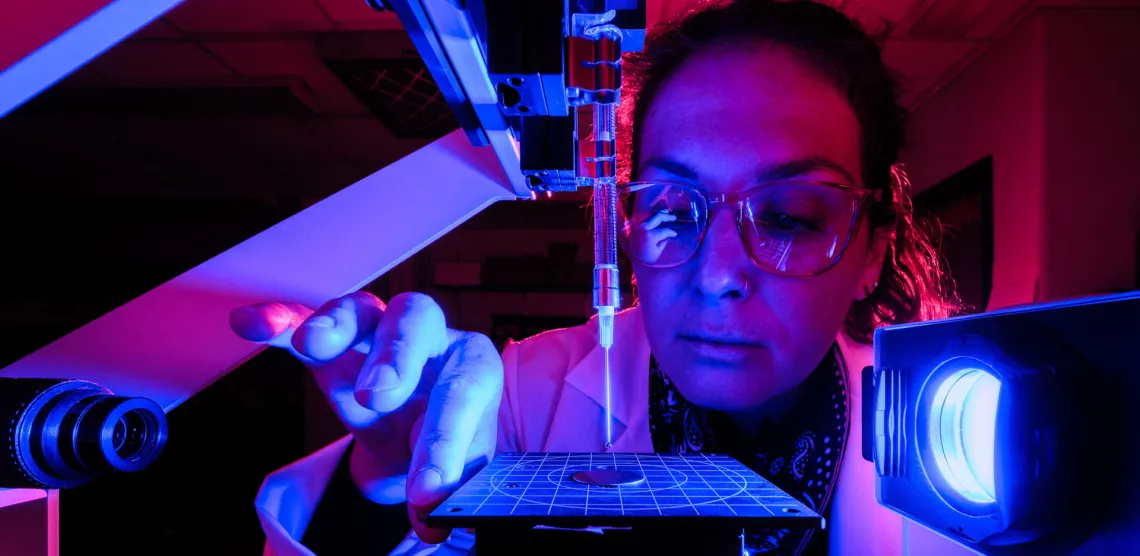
<box><xmin>0</xmin><ymin>130</ymin><xmax>522</xmax><ymax>411</ymax></box>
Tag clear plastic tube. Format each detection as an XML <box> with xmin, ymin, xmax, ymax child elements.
<box><xmin>592</xmin><ymin>102</ymin><xmax>620</xmax><ymax>346</ymax></box>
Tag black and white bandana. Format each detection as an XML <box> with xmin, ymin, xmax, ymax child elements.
<box><xmin>648</xmin><ymin>343</ymin><xmax>851</xmax><ymax>555</ymax></box>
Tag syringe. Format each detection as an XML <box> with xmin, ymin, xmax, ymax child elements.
<box><xmin>568</xmin><ymin>10</ymin><xmax>623</xmax><ymax>450</ymax></box>
<box><xmin>591</xmin><ymin>103</ymin><xmax>621</xmax><ymax>449</ymax></box>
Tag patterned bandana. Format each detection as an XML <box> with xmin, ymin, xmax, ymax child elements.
<box><xmin>647</xmin><ymin>343</ymin><xmax>851</xmax><ymax>555</ymax></box>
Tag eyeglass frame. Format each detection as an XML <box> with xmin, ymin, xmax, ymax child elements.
<box><xmin>617</xmin><ymin>179</ymin><xmax>884</xmax><ymax>277</ymax></box>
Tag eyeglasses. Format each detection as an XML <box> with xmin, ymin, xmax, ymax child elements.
<box><xmin>617</xmin><ymin>180</ymin><xmax>881</xmax><ymax>277</ymax></box>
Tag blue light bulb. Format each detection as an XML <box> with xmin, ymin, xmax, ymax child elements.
<box><xmin>929</xmin><ymin>368</ymin><xmax>1001</xmax><ymax>505</ymax></box>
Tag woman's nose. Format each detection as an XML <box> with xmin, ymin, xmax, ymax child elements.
<box><xmin>694</xmin><ymin>211</ymin><xmax>753</xmax><ymax>301</ymax></box>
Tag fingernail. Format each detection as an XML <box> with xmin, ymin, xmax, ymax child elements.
<box><xmin>360</xmin><ymin>364</ymin><xmax>400</xmax><ymax>392</ymax></box>
<box><xmin>376</xmin><ymin>367</ymin><xmax>400</xmax><ymax>390</ymax></box>
<box><xmin>408</xmin><ymin>466</ymin><xmax>443</xmax><ymax>509</ymax></box>
<box><xmin>230</xmin><ymin>306</ymin><xmax>274</xmax><ymax>341</ymax></box>
<box><xmin>304</xmin><ymin>315</ymin><xmax>336</xmax><ymax>328</ymax></box>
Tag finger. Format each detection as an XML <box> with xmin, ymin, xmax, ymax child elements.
<box><xmin>229</xmin><ymin>302</ymin><xmax>314</xmax><ymax>350</ymax></box>
<box><xmin>405</xmin><ymin>412</ymin><xmax>452</xmax><ymax>542</ymax></box>
<box><xmin>292</xmin><ymin>291</ymin><xmax>385</xmax><ymax>362</ymax></box>
<box><xmin>644</xmin><ymin>211</ymin><xmax>677</xmax><ymax>229</ymax></box>
<box><xmin>406</xmin><ymin>332</ymin><xmax>502</xmax><ymax>542</ymax></box>
<box><xmin>355</xmin><ymin>292</ymin><xmax>450</xmax><ymax>413</ymax></box>
<box><xmin>292</xmin><ymin>292</ymin><xmax>387</xmax><ymax>429</ymax></box>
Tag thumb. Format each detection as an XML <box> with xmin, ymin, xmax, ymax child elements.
<box><xmin>405</xmin><ymin>412</ymin><xmax>453</xmax><ymax>544</ymax></box>
<box><xmin>229</xmin><ymin>302</ymin><xmax>314</xmax><ymax>350</ymax></box>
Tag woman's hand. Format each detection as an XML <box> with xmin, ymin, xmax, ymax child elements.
<box><xmin>230</xmin><ymin>291</ymin><xmax>502</xmax><ymax>544</ymax></box>
<box><xmin>634</xmin><ymin>210</ymin><xmax>678</xmax><ymax>264</ymax></box>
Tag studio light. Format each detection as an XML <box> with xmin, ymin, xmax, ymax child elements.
<box><xmin>864</xmin><ymin>290</ymin><xmax>1140</xmax><ymax>555</ymax></box>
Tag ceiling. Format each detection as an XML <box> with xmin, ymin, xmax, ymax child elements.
<box><xmin>0</xmin><ymin>0</ymin><xmax>1119</xmax><ymax>203</ymax></box>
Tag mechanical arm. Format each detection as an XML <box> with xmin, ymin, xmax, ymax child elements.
<box><xmin>0</xmin><ymin>0</ymin><xmax>644</xmax><ymax>488</ymax></box>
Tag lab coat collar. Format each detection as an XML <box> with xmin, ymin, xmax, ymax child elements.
<box><xmin>561</xmin><ymin>305</ymin><xmax>652</xmax><ymax>451</ymax></box>
<box><xmin>556</xmin><ymin>305</ymin><xmax>873</xmax><ymax>455</ymax></box>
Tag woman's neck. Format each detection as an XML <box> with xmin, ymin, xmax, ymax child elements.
<box><xmin>724</xmin><ymin>380</ymin><xmax>806</xmax><ymax>438</ymax></box>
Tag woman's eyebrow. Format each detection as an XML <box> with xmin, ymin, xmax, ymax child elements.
<box><xmin>755</xmin><ymin>156</ymin><xmax>857</xmax><ymax>183</ymax></box>
<box><xmin>641</xmin><ymin>156</ymin><xmax>856</xmax><ymax>184</ymax></box>
<box><xmin>641</xmin><ymin>157</ymin><xmax>699</xmax><ymax>181</ymax></box>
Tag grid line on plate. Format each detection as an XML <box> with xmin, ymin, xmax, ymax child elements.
<box><xmin>656</xmin><ymin>453</ymin><xmax>700</xmax><ymax>515</ymax></box>
<box><xmin>682</xmin><ymin>454</ymin><xmax>737</xmax><ymax>515</ymax></box>
<box><xmin>470</xmin><ymin>459</ymin><xmax>497</xmax><ymax>517</ymax></box>
<box><xmin>614</xmin><ymin>452</ymin><xmax>625</xmax><ymax>514</ymax></box>
<box><xmin>703</xmin><ymin>453</ymin><xmax>775</xmax><ymax>516</ymax></box>
<box><xmin>548</xmin><ymin>453</ymin><xmax>571</xmax><ymax>515</ymax></box>
<box><xmin>585</xmin><ymin>453</ymin><xmax>592</xmax><ymax>514</ymax></box>
<box><xmin>634</xmin><ymin>452</ymin><xmax>663</xmax><ymax>515</ymax></box>
<box><xmin>477</xmin><ymin>454</ymin><xmax>524</xmax><ymax>515</ymax></box>
<box><xmin>511</xmin><ymin>453</ymin><xmax>549</xmax><ymax>515</ymax></box>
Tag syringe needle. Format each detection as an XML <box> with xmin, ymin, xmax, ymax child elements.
<box><xmin>598</xmin><ymin>306</ymin><xmax>615</xmax><ymax>449</ymax></box>
<box><xmin>604</xmin><ymin>344</ymin><xmax>612</xmax><ymax>449</ymax></box>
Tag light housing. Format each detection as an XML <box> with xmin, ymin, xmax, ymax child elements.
<box><xmin>864</xmin><ymin>291</ymin><xmax>1140</xmax><ymax>555</ymax></box>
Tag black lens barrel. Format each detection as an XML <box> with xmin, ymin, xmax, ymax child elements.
<box><xmin>0</xmin><ymin>378</ymin><xmax>168</xmax><ymax>489</ymax></box>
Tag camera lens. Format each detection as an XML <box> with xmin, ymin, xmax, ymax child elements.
<box><xmin>113</xmin><ymin>417</ymin><xmax>128</xmax><ymax>453</ymax></box>
<box><xmin>114</xmin><ymin>409</ymin><xmax>152</xmax><ymax>461</ymax></box>
<box><xmin>1</xmin><ymin>378</ymin><xmax>168</xmax><ymax>489</ymax></box>
<box><xmin>75</xmin><ymin>395</ymin><xmax>167</xmax><ymax>473</ymax></box>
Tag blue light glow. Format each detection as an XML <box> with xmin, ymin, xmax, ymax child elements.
<box><xmin>929</xmin><ymin>367</ymin><xmax>1001</xmax><ymax>504</ymax></box>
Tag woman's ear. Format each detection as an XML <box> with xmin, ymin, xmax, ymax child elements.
<box><xmin>856</xmin><ymin>230</ymin><xmax>892</xmax><ymax>301</ymax></box>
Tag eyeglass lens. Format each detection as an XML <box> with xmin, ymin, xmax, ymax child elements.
<box><xmin>619</xmin><ymin>181</ymin><xmax>858</xmax><ymax>275</ymax></box>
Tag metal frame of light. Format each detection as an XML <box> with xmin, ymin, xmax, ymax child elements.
<box><xmin>866</xmin><ymin>291</ymin><xmax>1140</xmax><ymax>555</ymax></box>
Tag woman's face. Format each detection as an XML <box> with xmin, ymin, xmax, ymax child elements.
<box><xmin>633</xmin><ymin>43</ymin><xmax>885</xmax><ymax>413</ymax></box>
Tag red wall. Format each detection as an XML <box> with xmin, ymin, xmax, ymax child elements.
<box><xmin>900</xmin><ymin>7</ymin><xmax>1140</xmax><ymax>556</ymax></box>
<box><xmin>905</xmin><ymin>7</ymin><xmax>1140</xmax><ymax>308</ymax></box>
<box><xmin>903</xmin><ymin>13</ymin><xmax>1048</xmax><ymax>311</ymax></box>
<box><xmin>1040</xmin><ymin>9</ymin><xmax>1140</xmax><ymax>299</ymax></box>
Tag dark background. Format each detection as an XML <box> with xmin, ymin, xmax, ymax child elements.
<box><xmin>913</xmin><ymin>156</ymin><xmax>995</xmax><ymax>314</ymax></box>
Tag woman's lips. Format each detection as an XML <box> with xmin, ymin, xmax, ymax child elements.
<box><xmin>677</xmin><ymin>333</ymin><xmax>766</xmax><ymax>364</ymax></box>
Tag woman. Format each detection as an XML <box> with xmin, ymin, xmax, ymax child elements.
<box><xmin>235</xmin><ymin>1</ymin><xmax>960</xmax><ymax>554</ymax></box>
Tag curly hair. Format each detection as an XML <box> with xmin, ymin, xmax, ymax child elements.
<box><xmin>615</xmin><ymin>0</ymin><xmax>962</xmax><ymax>343</ymax></box>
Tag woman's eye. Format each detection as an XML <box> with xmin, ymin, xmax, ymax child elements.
<box><xmin>759</xmin><ymin>212</ymin><xmax>819</xmax><ymax>232</ymax></box>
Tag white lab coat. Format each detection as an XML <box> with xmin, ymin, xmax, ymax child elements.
<box><xmin>254</xmin><ymin>306</ymin><xmax>903</xmax><ymax>555</ymax></box>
